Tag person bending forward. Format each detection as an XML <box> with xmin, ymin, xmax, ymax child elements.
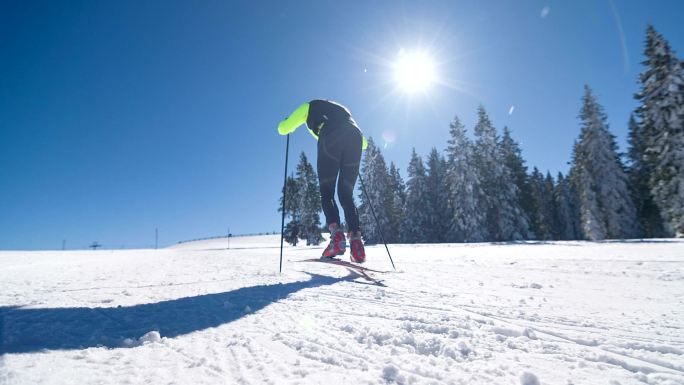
<box><xmin>278</xmin><ymin>99</ymin><xmax>368</xmax><ymax>263</ymax></box>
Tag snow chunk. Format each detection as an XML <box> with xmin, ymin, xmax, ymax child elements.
<box><xmin>123</xmin><ymin>331</ymin><xmax>162</xmax><ymax>347</ymax></box>
<box><xmin>400</xmin><ymin>321</ymin><xmax>450</xmax><ymax>335</ymax></box>
<box><xmin>458</xmin><ymin>341</ymin><xmax>472</xmax><ymax>356</ymax></box>
<box><xmin>522</xmin><ymin>328</ymin><xmax>538</xmax><ymax>340</ymax></box>
<box><xmin>520</xmin><ymin>371</ymin><xmax>540</xmax><ymax>385</ymax></box>
<box><xmin>121</xmin><ymin>338</ymin><xmax>137</xmax><ymax>347</ymax></box>
<box><xmin>492</xmin><ymin>326</ymin><xmax>538</xmax><ymax>340</ymax></box>
<box><xmin>382</xmin><ymin>364</ymin><xmax>399</xmax><ymax>381</ymax></box>
<box><xmin>382</xmin><ymin>364</ymin><xmax>406</xmax><ymax>384</ymax></box>
<box><xmin>492</xmin><ymin>326</ymin><xmax>522</xmax><ymax>338</ymax></box>
<box><xmin>139</xmin><ymin>331</ymin><xmax>161</xmax><ymax>345</ymax></box>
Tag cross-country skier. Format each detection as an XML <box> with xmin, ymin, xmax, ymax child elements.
<box><xmin>278</xmin><ymin>100</ymin><xmax>368</xmax><ymax>263</ymax></box>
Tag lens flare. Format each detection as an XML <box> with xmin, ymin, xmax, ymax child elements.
<box><xmin>382</xmin><ymin>130</ymin><xmax>397</xmax><ymax>144</ymax></box>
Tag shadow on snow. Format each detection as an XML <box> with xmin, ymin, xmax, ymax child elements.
<box><xmin>0</xmin><ymin>272</ymin><xmax>349</xmax><ymax>354</ymax></box>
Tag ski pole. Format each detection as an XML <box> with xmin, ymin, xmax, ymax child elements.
<box><xmin>358</xmin><ymin>175</ymin><xmax>396</xmax><ymax>271</ymax></box>
<box><xmin>279</xmin><ymin>134</ymin><xmax>290</xmax><ymax>273</ymax></box>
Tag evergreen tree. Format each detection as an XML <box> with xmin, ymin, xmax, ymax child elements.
<box><xmin>387</xmin><ymin>162</ymin><xmax>407</xmax><ymax>243</ymax></box>
<box><xmin>358</xmin><ymin>138</ymin><xmax>391</xmax><ymax>244</ymax></box>
<box><xmin>444</xmin><ymin>116</ymin><xmax>487</xmax><ymax>242</ymax></box>
<box><xmin>425</xmin><ymin>147</ymin><xmax>449</xmax><ymax>242</ymax></box>
<box><xmin>544</xmin><ymin>172</ymin><xmax>562</xmax><ymax>239</ymax></box>
<box><xmin>555</xmin><ymin>172</ymin><xmax>582</xmax><ymax>240</ymax></box>
<box><xmin>473</xmin><ymin>106</ymin><xmax>499</xmax><ymax>240</ymax></box>
<box><xmin>627</xmin><ymin>114</ymin><xmax>664</xmax><ymax>237</ymax></box>
<box><xmin>570</xmin><ymin>86</ymin><xmax>639</xmax><ymax>240</ymax></box>
<box><xmin>403</xmin><ymin>148</ymin><xmax>430</xmax><ymax>243</ymax></box>
<box><xmin>295</xmin><ymin>152</ymin><xmax>323</xmax><ymax>245</ymax></box>
<box><xmin>283</xmin><ymin>220</ymin><xmax>301</xmax><ymax>246</ymax></box>
<box><xmin>529</xmin><ymin>168</ymin><xmax>554</xmax><ymax>240</ymax></box>
<box><xmin>571</xmin><ymin>138</ymin><xmax>603</xmax><ymax>240</ymax></box>
<box><xmin>279</xmin><ymin>176</ymin><xmax>299</xmax><ymax>219</ymax></box>
<box><xmin>501</xmin><ymin>127</ymin><xmax>535</xmax><ymax>239</ymax></box>
<box><xmin>635</xmin><ymin>26</ymin><xmax>684</xmax><ymax>237</ymax></box>
<box><xmin>279</xmin><ymin>175</ymin><xmax>301</xmax><ymax>245</ymax></box>
<box><xmin>473</xmin><ymin>106</ymin><xmax>529</xmax><ymax>241</ymax></box>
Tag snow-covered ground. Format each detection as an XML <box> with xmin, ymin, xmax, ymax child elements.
<box><xmin>1</xmin><ymin>236</ymin><xmax>683</xmax><ymax>385</ymax></box>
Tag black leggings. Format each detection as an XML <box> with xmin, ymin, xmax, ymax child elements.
<box><xmin>317</xmin><ymin>124</ymin><xmax>363</xmax><ymax>232</ymax></box>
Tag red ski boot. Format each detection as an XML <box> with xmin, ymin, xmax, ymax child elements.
<box><xmin>322</xmin><ymin>224</ymin><xmax>346</xmax><ymax>258</ymax></box>
<box><xmin>349</xmin><ymin>232</ymin><xmax>365</xmax><ymax>263</ymax></box>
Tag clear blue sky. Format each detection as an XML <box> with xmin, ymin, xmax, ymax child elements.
<box><xmin>1</xmin><ymin>0</ymin><xmax>683</xmax><ymax>250</ymax></box>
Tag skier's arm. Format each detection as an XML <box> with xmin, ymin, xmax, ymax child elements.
<box><xmin>277</xmin><ymin>103</ymin><xmax>309</xmax><ymax>135</ymax></box>
<box><xmin>278</xmin><ymin>101</ymin><xmax>367</xmax><ymax>149</ymax></box>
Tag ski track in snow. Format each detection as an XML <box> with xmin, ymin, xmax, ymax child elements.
<box><xmin>1</xmin><ymin>236</ymin><xmax>683</xmax><ymax>385</ymax></box>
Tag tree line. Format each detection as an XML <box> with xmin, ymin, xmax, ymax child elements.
<box><xmin>281</xmin><ymin>26</ymin><xmax>683</xmax><ymax>245</ymax></box>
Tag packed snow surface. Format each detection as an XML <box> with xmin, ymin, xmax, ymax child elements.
<box><xmin>1</xmin><ymin>236</ymin><xmax>683</xmax><ymax>385</ymax></box>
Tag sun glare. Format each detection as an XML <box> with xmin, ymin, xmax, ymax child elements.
<box><xmin>393</xmin><ymin>49</ymin><xmax>437</xmax><ymax>93</ymax></box>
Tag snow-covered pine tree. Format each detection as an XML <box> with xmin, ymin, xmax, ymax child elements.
<box><xmin>387</xmin><ymin>162</ymin><xmax>407</xmax><ymax>243</ymax></box>
<box><xmin>529</xmin><ymin>167</ymin><xmax>553</xmax><ymax>240</ymax></box>
<box><xmin>473</xmin><ymin>106</ymin><xmax>528</xmax><ymax>241</ymax></box>
<box><xmin>295</xmin><ymin>152</ymin><xmax>323</xmax><ymax>245</ymax></box>
<box><xmin>555</xmin><ymin>172</ymin><xmax>582</xmax><ymax>240</ymax></box>
<box><xmin>444</xmin><ymin>115</ymin><xmax>487</xmax><ymax>242</ymax></box>
<box><xmin>571</xmin><ymin>138</ymin><xmax>603</xmax><ymax>240</ymax></box>
<box><xmin>283</xmin><ymin>220</ymin><xmax>300</xmax><ymax>246</ymax></box>
<box><xmin>544</xmin><ymin>172</ymin><xmax>562</xmax><ymax>239</ymax></box>
<box><xmin>402</xmin><ymin>148</ymin><xmax>430</xmax><ymax>243</ymax></box>
<box><xmin>279</xmin><ymin>175</ymin><xmax>299</xmax><ymax>219</ymax></box>
<box><xmin>570</xmin><ymin>86</ymin><xmax>640</xmax><ymax>240</ymax></box>
<box><xmin>358</xmin><ymin>138</ymin><xmax>391</xmax><ymax>244</ymax></box>
<box><xmin>426</xmin><ymin>148</ymin><xmax>450</xmax><ymax>242</ymax></box>
<box><xmin>635</xmin><ymin>25</ymin><xmax>684</xmax><ymax>237</ymax></box>
<box><xmin>472</xmin><ymin>107</ymin><xmax>499</xmax><ymax>241</ymax></box>
<box><xmin>279</xmin><ymin>175</ymin><xmax>301</xmax><ymax>245</ymax></box>
<box><xmin>501</xmin><ymin>127</ymin><xmax>535</xmax><ymax>239</ymax></box>
<box><xmin>627</xmin><ymin>114</ymin><xmax>664</xmax><ymax>237</ymax></box>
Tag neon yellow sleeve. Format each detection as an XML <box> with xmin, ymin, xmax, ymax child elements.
<box><xmin>362</xmin><ymin>136</ymin><xmax>368</xmax><ymax>150</ymax></box>
<box><xmin>277</xmin><ymin>103</ymin><xmax>309</xmax><ymax>135</ymax></box>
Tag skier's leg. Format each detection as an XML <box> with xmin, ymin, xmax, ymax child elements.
<box><xmin>337</xmin><ymin>129</ymin><xmax>363</xmax><ymax>233</ymax></box>
<box><xmin>337</xmin><ymin>128</ymin><xmax>365</xmax><ymax>262</ymax></box>
<box><xmin>318</xmin><ymin>128</ymin><xmax>347</xmax><ymax>257</ymax></box>
<box><xmin>317</xmin><ymin>131</ymin><xmax>342</xmax><ymax>227</ymax></box>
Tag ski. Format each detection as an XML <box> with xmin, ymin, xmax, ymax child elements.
<box><xmin>294</xmin><ymin>258</ymin><xmax>389</xmax><ymax>273</ymax></box>
<box><xmin>293</xmin><ymin>258</ymin><xmax>388</xmax><ymax>284</ymax></box>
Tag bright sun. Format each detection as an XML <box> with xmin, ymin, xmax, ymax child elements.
<box><xmin>393</xmin><ymin>49</ymin><xmax>437</xmax><ymax>93</ymax></box>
